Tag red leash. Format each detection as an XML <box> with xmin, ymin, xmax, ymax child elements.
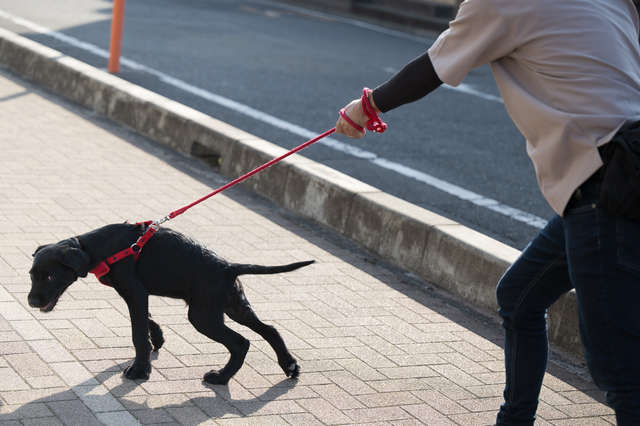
<box><xmin>90</xmin><ymin>89</ymin><xmax>386</xmax><ymax>283</ymax></box>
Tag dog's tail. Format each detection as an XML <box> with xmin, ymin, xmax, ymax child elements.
<box><xmin>231</xmin><ymin>260</ymin><xmax>314</xmax><ymax>276</ymax></box>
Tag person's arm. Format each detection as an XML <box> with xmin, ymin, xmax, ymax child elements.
<box><xmin>335</xmin><ymin>52</ymin><xmax>442</xmax><ymax>138</ymax></box>
<box><xmin>372</xmin><ymin>51</ymin><xmax>442</xmax><ymax>113</ymax></box>
<box><xmin>336</xmin><ymin>0</ymin><xmax>522</xmax><ymax>139</ymax></box>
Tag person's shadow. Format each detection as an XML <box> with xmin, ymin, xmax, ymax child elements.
<box><xmin>0</xmin><ymin>352</ymin><xmax>295</xmax><ymax>424</ymax></box>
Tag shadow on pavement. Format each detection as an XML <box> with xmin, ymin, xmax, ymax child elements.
<box><xmin>0</xmin><ymin>355</ymin><xmax>296</xmax><ymax>423</ymax></box>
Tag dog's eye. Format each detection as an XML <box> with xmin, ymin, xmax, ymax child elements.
<box><xmin>47</xmin><ymin>274</ymin><xmax>54</xmax><ymax>282</ymax></box>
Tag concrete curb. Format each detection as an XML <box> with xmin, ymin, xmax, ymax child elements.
<box><xmin>0</xmin><ymin>28</ymin><xmax>583</xmax><ymax>359</ymax></box>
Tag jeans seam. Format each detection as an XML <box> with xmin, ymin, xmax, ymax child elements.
<box><xmin>507</xmin><ymin>252</ymin><xmax>565</xmax><ymax>403</ymax></box>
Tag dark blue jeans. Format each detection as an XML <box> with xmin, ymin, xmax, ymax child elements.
<box><xmin>496</xmin><ymin>174</ymin><xmax>640</xmax><ymax>425</ymax></box>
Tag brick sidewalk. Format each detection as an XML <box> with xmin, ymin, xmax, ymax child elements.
<box><xmin>0</xmin><ymin>70</ymin><xmax>614</xmax><ymax>425</ymax></box>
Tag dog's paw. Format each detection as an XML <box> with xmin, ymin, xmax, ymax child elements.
<box><xmin>123</xmin><ymin>361</ymin><xmax>151</xmax><ymax>381</ymax></box>
<box><xmin>279</xmin><ymin>359</ymin><xmax>300</xmax><ymax>379</ymax></box>
<box><xmin>203</xmin><ymin>370</ymin><xmax>230</xmax><ymax>385</ymax></box>
<box><xmin>148</xmin><ymin>322</ymin><xmax>165</xmax><ymax>352</ymax></box>
<box><xmin>149</xmin><ymin>332</ymin><xmax>165</xmax><ymax>352</ymax></box>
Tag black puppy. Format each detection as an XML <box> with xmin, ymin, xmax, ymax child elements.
<box><xmin>27</xmin><ymin>223</ymin><xmax>313</xmax><ymax>384</ymax></box>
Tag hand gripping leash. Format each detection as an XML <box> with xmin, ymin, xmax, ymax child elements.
<box><xmin>90</xmin><ymin>89</ymin><xmax>387</xmax><ymax>284</ymax></box>
<box><xmin>339</xmin><ymin>88</ymin><xmax>388</xmax><ymax>134</ymax></box>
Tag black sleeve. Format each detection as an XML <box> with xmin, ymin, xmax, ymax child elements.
<box><xmin>372</xmin><ymin>51</ymin><xmax>443</xmax><ymax>113</ymax></box>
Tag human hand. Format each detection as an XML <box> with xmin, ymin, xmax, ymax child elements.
<box><xmin>336</xmin><ymin>98</ymin><xmax>367</xmax><ymax>138</ymax></box>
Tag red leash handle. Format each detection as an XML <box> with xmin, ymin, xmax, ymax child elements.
<box><xmin>339</xmin><ymin>88</ymin><xmax>388</xmax><ymax>134</ymax></box>
<box><xmin>339</xmin><ymin>108</ymin><xmax>364</xmax><ymax>133</ymax></box>
<box><xmin>361</xmin><ymin>87</ymin><xmax>387</xmax><ymax>133</ymax></box>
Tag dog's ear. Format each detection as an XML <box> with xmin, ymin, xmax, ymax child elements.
<box><xmin>32</xmin><ymin>244</ymin><xmax>50</xmax><ymax>257</ymax></box>
<box><xmin>60</xmin><ymin>246</ymin><xmax>91</xmax><ymax>278</ymax></box>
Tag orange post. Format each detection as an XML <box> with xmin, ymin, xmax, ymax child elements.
<box><xmin>108</xmin><ymin>0</ymin><xmax>126</xmax><ymax>73</ymax></box>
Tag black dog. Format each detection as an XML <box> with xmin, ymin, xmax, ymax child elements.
<box><xmin>27</xmin><ymin>223</ymin><xmax>313</xmax><ymax>384</ymax></box>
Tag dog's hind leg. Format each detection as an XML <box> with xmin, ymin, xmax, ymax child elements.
<box><xmin>188</xmin><ymin>306</ymin><xmax>249</xmax><ymax>385</ymax></box>
<box><xmin>225</xmin><ymin>280</ymin><xmax>299</xmax><ymax>379</ymax></box>
<box><xmin>148</xmin><ymin>316</ymin><xmax>164</xmax><ymax>352</ymax></box>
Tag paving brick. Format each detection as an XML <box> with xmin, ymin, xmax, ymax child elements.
<box><xmin>73</xmin><ymin>384</ymin><xmax>124</xmax><ymax>412</ymax></box>
<box><xmin>24</xmin><ymin>375</ymin><xmax>66</xmax><ymax>389</ymax></box>
<box><xmin>557</xmin><ymin>403</ymin><xmax>615</xmax><ymax>417</ymax></box>
<box><xmin>551</xmin><ymin>418</ymin><xmax>613</xmax><ymax>426</ymax></box>
<box><xmin>449</xmin><ymin>410</ymin><xmax>501</xmax><ymax>426</ymax></box>
<box><xmin>1</xmin><ymin>388</ymin><xmax>76</xmax><ymax>405</ymax></box>
<box><xmin>0</xmin><ymin>302</ymin><xmax>32</xmax><ymax>321</ymax></box>
<box><xmin>342</xmin><ymin>406</ymin><xmax>412</xmax><ymax>423</ymax></box>
<box><xmin>356</xmin><ymin>391</ymin><xmax>422</xmax><ymax>408</ymax></box>
<box><xmin>50</xmin><ymin>328</ymin><xmax>96</xmax><ymax>350</ymax></box>
<box><xmin>388</xmin><ymin>353</ymin><xmax>446</xmax><ymax>366</ymax></box>
<box><xmin>0</xmin><ymin>367</ymin><xmax>29</xmax><ymax>391</ymax></box>
<box><xmin>46</xmin><ymin>400</ymin><xmax>102</xmax><ymax>426</ymax></box>
<box><xmin>430</xmin><ymin>364</ymin><xmax>484</xmax><ymax>388</ymax></box>
<box><xmin>280</xmin><ymin>412</ymin><xmax>324</xmax><ymax>426</ymax></box>
<box><xmin>335</xmin><ymin>358</ymin><xmax>386</xmax><ymax>381</ymax></box>
<box><xmin>120</xmin><ymin>394</ymin><xmax>193</xmax><ymax>410</ymax></box>
<box><xmin>9</xmin><ymin>320</ymin><xmax>52</xmax><ymax>340</ymax></box>
<box><xmin>345</xmin><ymin>346</ymin><xmax>395</xmax><ymax>369</ymax></box>
<box><xmin>250</xmin><ymin>385</ymin><xmax>318</xmax><ymax>401</ymax></box>
<box><xmin>466</xmin><ymin>383</ymin><xmax>504</xmax><ymax>398</ymax></box>
<box><xmin>28</xmin><ymin>339</ymin><xmax>74</xmax><ymax>362</ymax></box>
<box><xmin>378</xmin><ymin>365</ymin><xmax>439</xmax><ymax>379</ymax></box>
<box><xmin>95</xmin><ymin>410</ymin><xmax>140</xmax><ymax>426</ymax></box>
<box><xmin>129</xmin><ymin>407</ymin><xmax>176</xmax><ymax>424</ymax></box>
<box><xmin>49</xmin><ymin>361</ymin><xmax>98</xmax><ymax>387</ymax></box>
<box><xmin>369</xmin><ymin>378</ymin><xmax>435</xmax><ymax>393</ymax></box>
<box><xmin>216</xmin><ymin>415</ymin><xmax>289</xmax><ymax>425</ymax></box>
<box><xmin>310</xmin><ymin>384</ymin><xmax>364</xmax><ymax>410</ymax></box>
<box><xmin>402</xmin><ymin>403</ymin><xmax>458</xmax><ymax>425</ymax></box>
<box><xmin>73</xmin><ymin>347</ymin><xmax>134</xmax><ymax>361</ymax></box>
<box><xmin>21</xmin><ymin>417</ymin><xmax>64</xmax><ymax>426</ymax></box>
<box><xmin>0</xmin><ymin>402</ymin><xmax>52</xmax><ymax>419</ymax></box>
<box><xmin>412</xmin><ymin>390</ymin><xmax>469</xmax><ymax>414</ymax></box>
<box><xmin>140</xmin><ymin>379</ymin><xmax>209</xmax><ymax>395</ymax></box>
<box><xmin>40</xmin><ymin>319</ymin><xmax>74</xmax><ymax>330</ymax></box>
<box><xmin>323</xmin><ymin>371</ymin><xmax>377</xmax><ymax>395</ymax></box>
<box><xmin>232</xmin><ymin>399</ymin><xmax>304</xmax><ymax>416</ymax></box>
<box><xmin>71</xmin><ymin>318</ymin><xmax>116</xmax><ymax>338</ymax></box>
<box><xmin>4</xmin><ymin>353</ymin><xmax>51</xmax><ymax>377</ymax></box>
<box><xmin>297</xmin><ymin>398</ymin><xmax>351</xmax><ymax>424</ymax></box>
<box><xmin>0</xmin><ymin>331</ymin><xmax>21</xmax><ymax>342</ymax></box>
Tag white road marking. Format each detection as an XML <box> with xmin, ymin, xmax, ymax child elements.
<box><xmin>254</xmin><ymin>0</ymin><xmax>434</xmax><ymax>44</ymax></box>
<box><xmin>0</xmin><ymin>9</ymin><xmax>547</xmax><ymax>229</ymax></box>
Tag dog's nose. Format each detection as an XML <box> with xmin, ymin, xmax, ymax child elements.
<box><xmin>27</xmin><ymin>294</ymin><xmax>41</xmax><ymax>307</ymax></box>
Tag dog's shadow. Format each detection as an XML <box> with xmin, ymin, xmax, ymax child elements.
<box><xmin>0</xmin><ymin>354</ymin><xmax>296</xmax><ymax>423</ymax></box>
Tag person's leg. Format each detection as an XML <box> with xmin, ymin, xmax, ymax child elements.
<box><xmin>496</xmin><ymin>216</ymin><xmax>573</xmax><ymax>425</ymax></box>
<box><xmin>564</xmin><ymin>203</ymin><xmax>640</xmax><ymax>425</ymax></box>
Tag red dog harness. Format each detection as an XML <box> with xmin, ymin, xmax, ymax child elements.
<box><xmin>89</xmin><ymin>221</ymin><xmax>156</xmax><ymax>284</ymax></box>
<box><xmin>89</xmin><ymin>89</ymin><xmax>387</xmax><ymax>285</ymax></box>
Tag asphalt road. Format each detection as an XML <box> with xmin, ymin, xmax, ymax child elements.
<box><xmin>0</xmin><ymin>0</ymin><xmax>554</xmax><ymax>249</ymax></box>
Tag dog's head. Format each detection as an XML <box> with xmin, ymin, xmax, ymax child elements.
<box><xmin>28</xmin><ymin>238</ymin><xmax>90</xmax><ymax>312</ymax></box>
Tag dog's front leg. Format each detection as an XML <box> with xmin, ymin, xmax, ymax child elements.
<box><xmin>118</xmin><ymin>279</ymin><xmax>152</xmax><ymax>380</ymax></box>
